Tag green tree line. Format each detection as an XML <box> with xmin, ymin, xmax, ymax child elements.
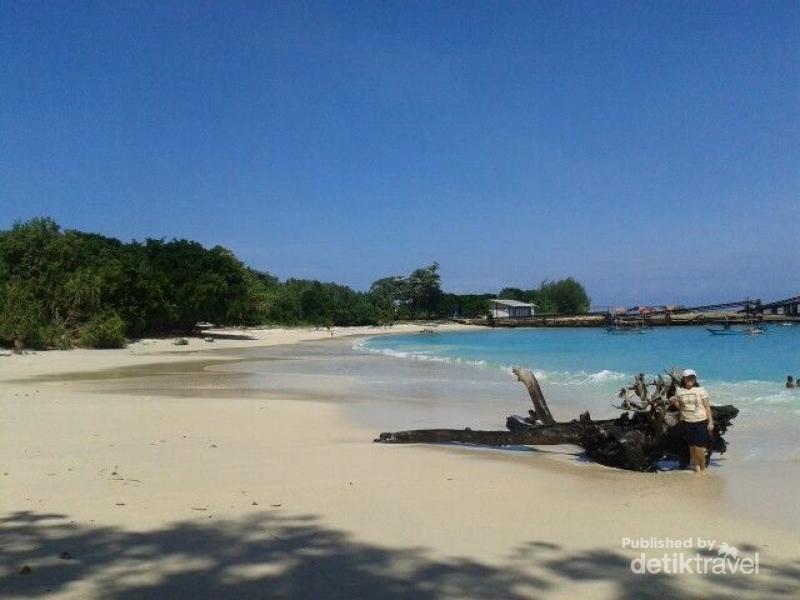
<box><xmin>0</xmin><ymin>218</ymin><xmax>589</xmax><ymax>349</ymax></box>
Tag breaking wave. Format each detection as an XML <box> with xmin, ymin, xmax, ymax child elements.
<box><xmin>354</xmin><ymin>339</ymin><xmax>627</xmax><ymax>386</ymax></box>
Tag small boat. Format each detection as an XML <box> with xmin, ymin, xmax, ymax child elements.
<box><xmin>419</xmin><ymin>328</ymin><xmax>438</xmax><ymax>335</ymax></box>
<box><xmin>706</xmin><ymin>322</ymin><xmax>767</xmax><ymax>335</ymax></box>
<box><xmin>742</xmin><ymin>325</ymin><xmax>766</xmax><ymax>335</ymax></box>
<box><xmin>605</xmin><ymin>312</ymin><xmax>649</xmax><ymax>334</ymax></box>
<box><xmin>606</xmin><ymin>325</ymin><xmax>646</xmax><ymax>334</ymax></box>
<box><xmin>706</xmin><ymin>327</ymin><xmax>738</xmax><ymax>335</ymax></box>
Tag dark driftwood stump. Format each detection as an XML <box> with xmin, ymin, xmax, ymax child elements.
<box><xmin>374</xmin><ymin>368</ymin><xmax>739</xmax><ymax>472</ymax></box>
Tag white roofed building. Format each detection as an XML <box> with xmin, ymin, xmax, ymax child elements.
<box><xmin>489</xmin><ymin>299</ymin><xmax>536</xmax><ymax>319</ymax></box>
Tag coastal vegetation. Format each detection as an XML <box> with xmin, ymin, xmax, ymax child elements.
<box><xmin>0</xmin><ymin>218</ymin><xmax>589</xmax><ymax>349</ymax></box>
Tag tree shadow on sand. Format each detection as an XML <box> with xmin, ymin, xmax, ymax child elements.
<box><xmin>1</xmin><ymin>511</ymin><xmax>542</xmax><ymax>599</ymax></box>
<box><xmin>1</xmin><ymin>511</ymin><xmax>798</xmax><ymax>599</ymax></box>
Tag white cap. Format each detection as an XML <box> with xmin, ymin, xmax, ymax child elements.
<box><xmin>682</xmin><ymin>369</ymin><xmax>697</xmax><ymax>378</ymax></box>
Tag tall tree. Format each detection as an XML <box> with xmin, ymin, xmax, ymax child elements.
<box><xmin>404</xmin><ymin>262</ymin><xmax>442</xmax><ymax>317</ymax></box>
<box><xmin>536</xmin><ymin>278</ymin><xmax>591</xmax><ymax>314</ymax></box>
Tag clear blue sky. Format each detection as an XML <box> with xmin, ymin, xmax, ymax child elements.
<box><xmin>2</xmin><ymin>1</ymin><xmax>798</xmax><ymax>307</ymax></box>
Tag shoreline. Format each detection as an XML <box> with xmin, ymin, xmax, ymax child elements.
<box><xmin>1</xmin><ymin>326</ymin><xmax>798</xmax><ymax>598</ymax></box>
<box><xmin>0</xmin><ymin>323</ymin><xmax>477</xmax><ymax>381</ymax></box>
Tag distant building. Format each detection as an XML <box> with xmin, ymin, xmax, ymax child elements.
<box><xmin>490</xmin><ymin>299</ymin><xmax>536</xmax><ymax>319</ymax></box>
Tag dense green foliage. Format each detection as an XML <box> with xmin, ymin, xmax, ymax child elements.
<box><xmin>0</xmin><ymin>218</ymin><xmax>261</xmax><ymax>349</ymax></box>
<box><xmin>435</xmin><ymin>293</ymin><xmax>494</xmax><ymax>320</ymax></box>
<box><xmin>499</xmin><ymin>277</ymin><xmax>591</xmax><ymax>314</ymax></box>
<box><xmin>257</xmin><ymin>278</ymin><xmax>386</xmax><ymax>327</ymax></box>
<box><xmin>370</xmin><ymin>263</ymin><xmax>491</xmax><ymax>320</ymax></box>
<box><xmin>0</xmin><ymin>218</ymin><xmax>588</xmax><ymax>349</ymax></box>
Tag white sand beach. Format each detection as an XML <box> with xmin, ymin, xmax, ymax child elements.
<box><xmin>1</xmin><ymin>326</ymin><xmax>798</xmax><ymax>599</ymax></box>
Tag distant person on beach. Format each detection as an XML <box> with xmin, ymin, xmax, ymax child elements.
<box><xmin>787</xmin><ymin>376</ymin><xmax>796</xmax><ymax>389</ymax></box>
<box><xmin>670</xmin><ymin>369</ymin><xmax>714</xmax><ymax>475</ymax></box>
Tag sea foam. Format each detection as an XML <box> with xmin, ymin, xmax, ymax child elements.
<box><xmin>355</xmin><ymin>339</ymin><xmax>627</xmax><ymax>386</ymax></box>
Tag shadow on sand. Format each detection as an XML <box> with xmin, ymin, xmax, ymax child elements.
<box><xmin>1</xmin><ymin>511</ymin><xmax>798</xmax><ymax>599</ymax></box>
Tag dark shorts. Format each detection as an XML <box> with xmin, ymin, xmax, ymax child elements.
<box><xmin>684</xmin><ymin>420</ymin><xmax>710</xmax><ymax>446</ymax></box>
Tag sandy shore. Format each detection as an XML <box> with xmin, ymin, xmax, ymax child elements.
<box><xmin>1</xmin><ymin>326</ymin><xmax>797</xmax><ymax>599</ymax></box>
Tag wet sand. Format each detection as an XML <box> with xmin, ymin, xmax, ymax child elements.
<box><xmin>1</xmin><ymin>328</ymin><xmax>798</xmax><ymax>599</ymax></box>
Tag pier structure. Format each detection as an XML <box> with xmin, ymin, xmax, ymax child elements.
<box><xmin>761</xmin><ymin>296</ymin><xmax>800</xmax><ymax>316</ymax></box>
<box><xmin>458</xmin><ymin>294</ymin><xmax>799</xmax><ymax>328</ymax></box>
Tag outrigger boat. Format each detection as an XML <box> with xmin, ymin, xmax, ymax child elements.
<box><xmin>606</xmin><ymin>325</ymin><xmax>647</xmax><ymax>334</ymax></box>
<box><xmin>742</xmin><ymin>324</ymin><xmax>766</xmax><ymax>335</ymax></box>
<box><xmin>706</xmin><ymin>318</ymin><xmax>736</xmax><ymax>335</ymax></box>
<box><xmin>705</xmin><ymin>326</ymin><xmax>738</xmax><ymax>335</ymax></box>
<box><xmin>606</xmin><ymin>315</ymin><xmax>648</xmax><ymax>334</ymax></box>
<box><xmin>706</xmin><ymin>317</ymin><xmax>766</xmax><ymax>335</ymax></box>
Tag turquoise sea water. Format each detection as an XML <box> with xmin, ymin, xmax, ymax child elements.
<box><xmin>359</xmin><ymin>326</ymin><xmax>800</xmax><ymax>419</ymax></box>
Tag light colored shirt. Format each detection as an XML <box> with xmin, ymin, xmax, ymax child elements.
<box><xmin>675</xmin><ymin>386</ymin><xmax>709</xmax><ymax>423</ymax></box>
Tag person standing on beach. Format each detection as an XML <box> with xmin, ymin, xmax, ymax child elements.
<box><xmin>670</xmin><ymin>369</ymin><xmax>714</xmax><ymax>475</ymax></box>
<box><xmin>786</xmin><ymin>376</ymin><xmax>796</xmax><ymax>389</ymax></box>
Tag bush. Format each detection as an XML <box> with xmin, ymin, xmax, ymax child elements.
<box><xmin>0</xmin><ymin>280</ymin><xmax>47</xmax><ymax>349</ymax></box>
<box><xmin>43</xmin><ymin>319</ymin><xmax>73</xmax><ymax>350</ymax></box>
<box><xmin>79</xmin><ymin>312</ymin><xmax>127</xmax><ymax>349</ymax></box>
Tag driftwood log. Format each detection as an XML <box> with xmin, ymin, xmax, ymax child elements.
<box><xmin>375</xmin><ymin>367</ymin><xmax>739</xmax><ymax>472</ymax></box>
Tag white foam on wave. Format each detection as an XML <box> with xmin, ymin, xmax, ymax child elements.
<box><xmin>357</xmin><ymin>343</ymin><xmax>494</xmax><ymax>369</ymax></box>
<box><xmin>709</xmin><ymin>380</ymin><xmax>798</xmax><ymax>409</ymax></box>
<box><xmin>751</xmin><ymin>391</ymin><xmax>797</xmax><ymax>405</ymax></box>
<box><xmin>355</xmin><ymin>341</ymin><xmax>628</xmax><ymax>386</ymax></box>
<box><xmin>530</xmin><ymin>368</ymin><xmax>628</xmax><ymax>386</ymax></box>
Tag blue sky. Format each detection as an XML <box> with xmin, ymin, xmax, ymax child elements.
<box><xmin>1</xmin><ymin>1</ymin><xmax>798</xmax><ymax>307</ymax></box>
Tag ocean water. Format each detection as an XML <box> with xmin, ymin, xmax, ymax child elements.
<box><xmin>360</xmin><ymin>326</ymin><xmax>800</xmax><ymax>385</ymax></box>
<box><xmin>359</xmin><ymin>326</ymin><xmax>800</xmax><ymax>456</ymax></box>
